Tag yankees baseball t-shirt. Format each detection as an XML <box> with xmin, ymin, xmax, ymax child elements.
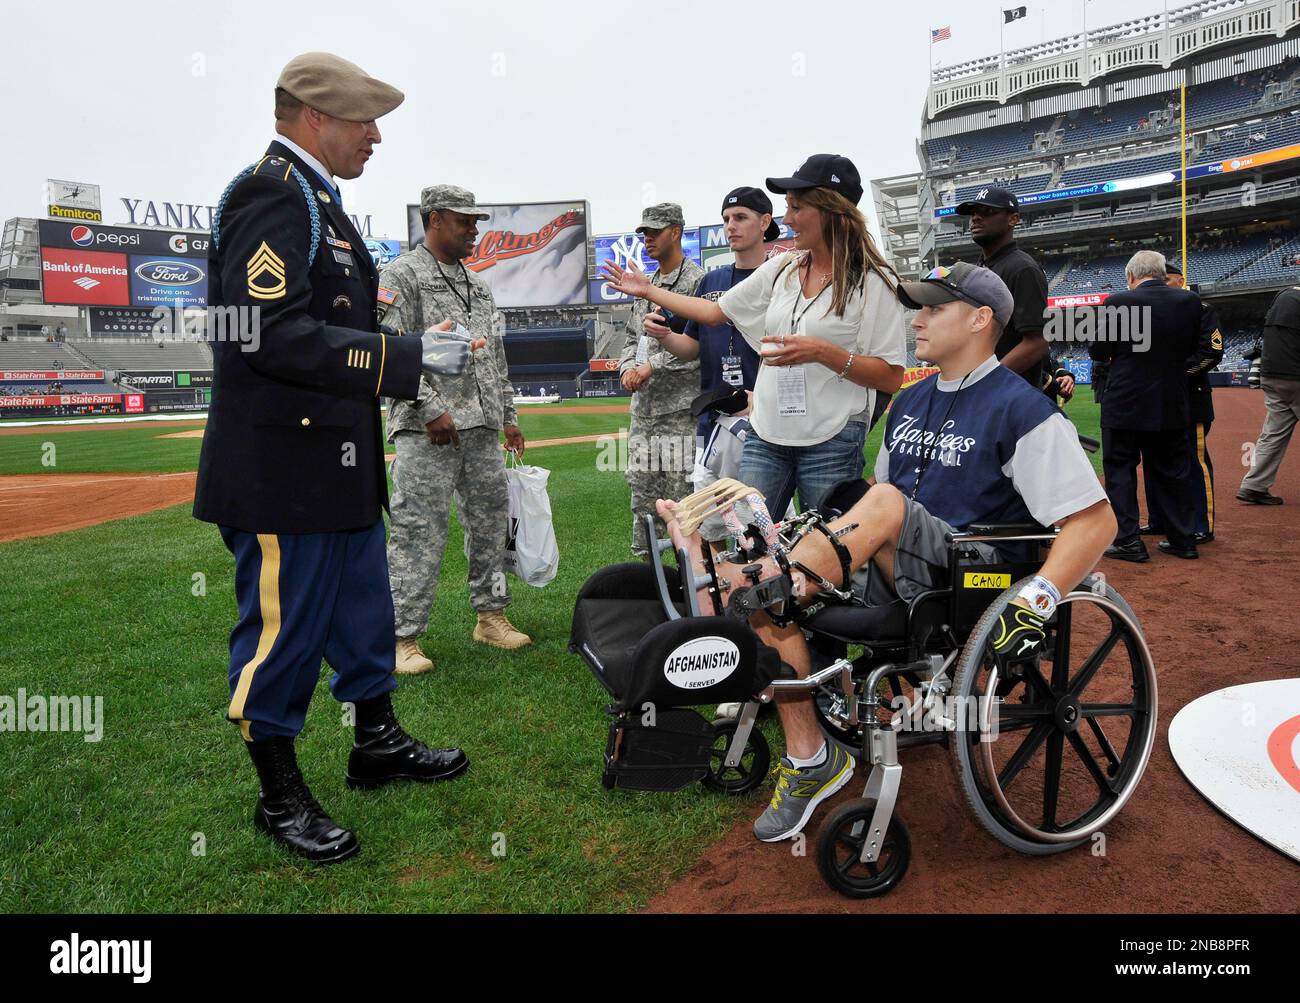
<box><xmin>874</xmin><ymin>354</ymin><xmax>1106</xmax><ymax>545</ymax></box>
<box><xmin>684</xmin><ymin>264</ymin><xmax>758</xmax><ymax>437</ymax></box>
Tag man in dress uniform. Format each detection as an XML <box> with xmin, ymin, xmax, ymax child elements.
<box><xmin>194</xmin><ymin>52</ymin><xmax>474</xmax><ymax>865</ymax></box>
<box><xmin>616</xmin><ymin>203</ymin><xmax>704</xmax><ymax>556</ymax></box>
<box><xmin>379</xmin><ymin>185</ymin><xmax>531</xmax><ymax>676</ymax></box>
<box><xmin>1139</xmin><ymin>261</ymin><xmax>1223</xmax><ymax>543</ymax></box>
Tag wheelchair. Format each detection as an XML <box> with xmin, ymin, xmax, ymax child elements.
<box><xmin>569</xmin><ymin>484</ymin><xmax>1157</xmax><ymax>899</ymax></box>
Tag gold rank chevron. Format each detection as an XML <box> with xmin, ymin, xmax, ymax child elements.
<box><xmin>246</xmin><ymin>241</ymin><xmax>287</xmax><ymax>300</ymax></box>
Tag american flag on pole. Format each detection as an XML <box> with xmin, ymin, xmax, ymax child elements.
<box><xmin>931</xmin><ymin>26</ymin><xmax>952</xmax><ymax>42</ymax></box>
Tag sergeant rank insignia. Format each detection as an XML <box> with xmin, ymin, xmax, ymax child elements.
<box><xmin>247</xmin><ymin>241</ymin><xmax>287</xmax><ymax>300</ymax></box>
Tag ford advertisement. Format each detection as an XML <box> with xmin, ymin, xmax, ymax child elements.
<box><xmin>128</xmin><ymin>256</ymin><xmax>207</xmax><ymax>309</ymax></box>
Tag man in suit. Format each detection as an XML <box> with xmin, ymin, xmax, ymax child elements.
<box><xmin>1140</xmin><ymin>261</ymin><xmax>1223</xmax><ymax>543</ymax></box>
<box><xmin>1089</xmin><ymin>250</ymin><xmax>1203</xmax><ymax>562</ymax></box>
<box><xmin>194</xmin><ymin>52</ymin><xmax>477</xmax><ymax>865</ymax></box>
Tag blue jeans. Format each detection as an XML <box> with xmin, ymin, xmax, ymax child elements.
<box><xmin>739</xmin><ymin>421</ymin><xmax>868</xmax><ymax>519</ymax></box>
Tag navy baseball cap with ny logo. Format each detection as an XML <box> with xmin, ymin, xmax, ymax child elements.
<box><xmin>766</xmin><ymin>154</ymin><xmax>863</xmax><ymax>206</ymax></box>
<box><xmin>956</xmin><ymin>186</ymin><xmax>1019</xmax><ymax>215</ymax></box>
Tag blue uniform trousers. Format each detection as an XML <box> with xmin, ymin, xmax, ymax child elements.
<box><xmin>219</xmin><ymin>520</ymin><xmax>397</xmax><ymax>741</ymax></box>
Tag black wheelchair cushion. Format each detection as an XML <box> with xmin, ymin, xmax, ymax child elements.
<box><xmin>573</xmin><ymin>598</ymin><xmax>686</xmax><ymax>698</ymax></box>
<box><xmin>802</xmin><ymin>599</ymin><xmax>909</xmax><ymax>643</ymax></box>
<box><xmin>571</xmin><ymin>564</ymin><xmax>782</xmax><ymax>710</ymax></box>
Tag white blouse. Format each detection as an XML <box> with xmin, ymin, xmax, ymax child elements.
<box><xmin>718</xmin><ymin>252</ymin><xmax>909</xmax><ymax>446</ymax></box>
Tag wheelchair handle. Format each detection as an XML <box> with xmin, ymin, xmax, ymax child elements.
<box><xmin>767</xmin><ymin>659</ymin><xmax>855</xmax><ymax>692</ymax></box>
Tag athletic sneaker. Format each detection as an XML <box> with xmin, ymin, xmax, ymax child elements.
<box><xmin>752</xmin><ymin>745</ymin><xmax>855</xmax><ymax>842</ymax></box>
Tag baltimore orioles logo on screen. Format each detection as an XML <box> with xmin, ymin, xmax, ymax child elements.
<box><xmin>465</xmin><ymin>210</ymin><xmax>584</xmax><ymax>273</ymax></box>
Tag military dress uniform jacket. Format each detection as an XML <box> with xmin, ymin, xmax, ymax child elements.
<box><xmin>194</xmin><ymin>140</ymin><xmax>422</xmax><ymax>534</ymax></box>
<box><xmin>1186</xmin><ymin>300</ymin><xmax>1225</xmax><ymax>425</ymax></box>
<box><xmin>1088</xmin><ymin>279</ymin><xmax>1202</xmax><ymax>432</ymax></box>
<box><xmin>379</xmin><ymin>248</ymin><xmax>517</xmax><ymax>438</ymax></box>
<box><xmin>617</xmin><ymin>258</ymin><xmax>705</xmax><ymax>418</ymax></box>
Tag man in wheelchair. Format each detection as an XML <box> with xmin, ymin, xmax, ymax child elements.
<box><xmin>657</xmin><ymin>262</ymin><xmax>1118</xmax><ymax>842</ymax></box>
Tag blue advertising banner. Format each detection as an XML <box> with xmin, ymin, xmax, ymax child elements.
<box><xmin>590</xmin><ymin>228</ymin><xmax>700</xmax><ymax>303</ymax></box>
<box><xmin>364</xmin><ymin>239</ymin><xmax>403</xmax><ymax>268</ymax></box>
<box><xmin>1064</xmin><ymin>358</ymin><xmax>1093</xmax><ymax>385</ymax></box>
<box><xmin>128</xmin><ymin>255</ymin><xmax>207</xmax><ymax>309</ymax></box>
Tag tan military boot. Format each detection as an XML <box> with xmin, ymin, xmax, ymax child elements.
<box><xmin>394</xmin><ymin>637</ymin><xmax>434</xmax><ymax>675</ymax></box>
<box><xmin>473</xmin><ymin>611</ymin><xmax>532</xmax><ymax>650</ymax></box>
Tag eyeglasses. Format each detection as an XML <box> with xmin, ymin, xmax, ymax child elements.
<box><xmin>922</xmin><ymin>266</ymin><xmax>986</xmax><ymax>310</ymax></box>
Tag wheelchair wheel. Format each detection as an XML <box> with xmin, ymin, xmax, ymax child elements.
<box><xmin>950</xmin><ymin>574</ymin><xmax>1157</xmax><ymax>855</ymax></box>
<box><xmin>702</xmin><ymin>719</ymin><xmax>771</xmax><ymax>794</ymax></box>
<box><xmin>816</xmin><ymin>798</ymin><xmax>911</xmax><ymax>898</ymax></box>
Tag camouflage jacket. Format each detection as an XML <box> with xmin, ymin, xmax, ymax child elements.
<box><xmin>379</xmin><ymin>246</ymin><xmax>517</xmax><ymax>439</ymax></box>
<box><xmin>617</xmin><ymin>257</ymin><xmax>705</xmax><ymax>418</ymax></box>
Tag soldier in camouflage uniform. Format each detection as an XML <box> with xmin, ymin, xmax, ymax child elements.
<box><xmin>618</xmin><ymin>203</ymin><xmax>705</xmax><ymax>556</ymax></box>
<box><xmin>379</xmin><ymin>184</ymin><xmax>531</xmax><ymax>675</ymax></box>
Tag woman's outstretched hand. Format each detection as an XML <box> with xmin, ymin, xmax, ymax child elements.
<box><xmin>600</xmin><ymin>260</ymin><xmax>653</xmax><ymax>299</ymax></box>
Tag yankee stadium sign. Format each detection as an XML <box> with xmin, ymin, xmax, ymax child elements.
<box><xmin>119</xmin><ymin>198</ymin><xmax>373</xmax><ymax>237</ymax></box>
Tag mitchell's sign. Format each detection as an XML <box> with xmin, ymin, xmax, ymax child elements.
<box><xmin>119</xmin><ymin>198</ymin><xmax>373</xmax><ymax>237</ymax></box>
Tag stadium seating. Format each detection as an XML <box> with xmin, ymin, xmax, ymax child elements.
<box><xmin>1056</xmin><ymin>150</ymin><xmax>1183</xmax><ymax>189</ymax></box>
<box><xmin>1219</xmin><ymin>232</ymin><xmax>1300</xmax><ymax>286</ymax></box>
<box><xmin>949</xmin><ymin>172</ymin><xmax>1053</xmax><ymax>205</ymax></box>
<box><xmin>925</xmin><ymin>60</ymin><xmax>1300</xmax><ymax>172</ymax></box>
<box><xmin>70</xmin><ymin>340</ymin><xmax>213</xmax><ymax>371</ymax></box>
<box><xmin>0</xmin><ymin>341</ymin><xmax>88</xmax><ymax>369</ymax></box>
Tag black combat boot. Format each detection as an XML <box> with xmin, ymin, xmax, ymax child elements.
<box><xmin>245</xmin><ymin>737</ymin><xmax>360</xmax><ymax>864</ymax></box>
<box><xmin>346</xmin><ymin>692</ymin><xmax>469</xmax><ymax>790</ymax></box>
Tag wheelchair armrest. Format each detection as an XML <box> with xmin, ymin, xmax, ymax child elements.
<box><xmin>949</xmin><ymin>523</ymin><xmax>1057</xmax><ymax>543</ymax></box>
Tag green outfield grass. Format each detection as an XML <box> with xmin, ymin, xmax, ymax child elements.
<box><xmin>0</xmin><ymin>392</ymin><xmax>1102</xmax><ymax>912</ymax></box>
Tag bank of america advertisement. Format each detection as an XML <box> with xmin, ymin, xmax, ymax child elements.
<box><xmin>405</xmin><ymin>201</ymin><xmax>588</xmax><ymax>308</ymax></box>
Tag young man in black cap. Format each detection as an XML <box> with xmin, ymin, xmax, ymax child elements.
<box><xmin>957</xmin><ymin>186</ymin><xmax>1049</xmax><ymax>390</ymax></box>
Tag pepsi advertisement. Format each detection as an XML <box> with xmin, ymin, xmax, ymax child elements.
<box><xmin>39</xmin><ymin>220</ymin><xmax>211</xmax><ymax>257</ymax></box>
<box><xmin>128</xmin><ymin>255</ymin><xmax>208</xmax><ymax>309</ymax></box>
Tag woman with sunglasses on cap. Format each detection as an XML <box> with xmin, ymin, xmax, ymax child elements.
<box><xmin>602</xmin><ymin>154</ymin><xmax>908</xmax><ymax>518</ymax></box>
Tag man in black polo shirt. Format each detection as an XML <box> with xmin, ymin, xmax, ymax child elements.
<box><xmin>956</xmin><ymin>186</ymin><xmax>1049</xmax><ymax>389</ymax></box>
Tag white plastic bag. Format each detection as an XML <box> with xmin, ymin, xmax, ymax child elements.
<box><xmin>504</xmin><ymin>453</ymin><xmax>558</xmax><ymax>587</ymax></box>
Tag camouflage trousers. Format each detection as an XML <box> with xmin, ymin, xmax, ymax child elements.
<box><xmin>388</xmin><ymin>426</ymin><xmax>510</xmax><ymax>638</ymax></box>
<box><xmin>625</xmin><ymin>407</ymin><xmax>695</xmax><ymax>556</ymax></box>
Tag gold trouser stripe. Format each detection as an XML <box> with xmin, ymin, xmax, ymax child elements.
<box><xmin>1196</xmin><ymin>422</ymin><xmax>1214</xmax><ymax>532</ymax></box>
<box><xmin>375</xmin><ymin>334</ymin><xmax>387</xmax><ymax>396</ymax></box>
<box><xmin>230</xmin><ymin>534</ymin><xmax>283</xmax><ymax>742</ymax></box>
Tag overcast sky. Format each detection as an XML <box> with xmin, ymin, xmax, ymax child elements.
<box><xmin>7</xmin><ymin>0</ymin><xmax>1180</xmax><ymax>239</ymax></box>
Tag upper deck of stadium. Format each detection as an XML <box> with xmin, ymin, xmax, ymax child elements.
<box><xmin>922</xmin><ymin>0</ymin><xmax>1300</xmax><ymax>178</ymax></box>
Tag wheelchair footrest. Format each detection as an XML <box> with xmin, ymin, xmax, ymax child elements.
<box><xmin>603</xmin><ymin>709</ymin><xmax>715</xmax><ymax>792</ymax></box>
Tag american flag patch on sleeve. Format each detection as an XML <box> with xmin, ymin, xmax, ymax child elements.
<box><xmin>377</xmin><ymin>287</ymin><xmax>398</xmax><ymax>306</ymax></box>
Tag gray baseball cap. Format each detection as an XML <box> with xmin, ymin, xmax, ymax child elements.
<box><xmin>420</xmin><ymin>185</ymin><xmax>490</xmax><ymax>220</ymax></box>
<box><xmin>636</xmin><ymin>203</ymin><xmax>685</xmax><ymax>233</ymax></box>
<box><xmin>896</xmin><ymin>262</ymin><xmax>1014</xmax><ymax>328</ymax></box>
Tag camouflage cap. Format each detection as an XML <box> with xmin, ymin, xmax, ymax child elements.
<box><xmin>636</xmin><ymin>203</ymin><xmax>685</xmax><ymax>233</ymax></box>
<box><xmin>277</xmin><ymin>52</ymin><xmax>403</xmax><ymax>122</ymax></box>
<box><xmin>420</xmin><ymin>184</ymin><xmax>490</xmax><ymax>220</ymax></box>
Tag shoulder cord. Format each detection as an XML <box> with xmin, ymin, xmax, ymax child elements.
<box><xmin>212</xmin><ymin>164</ymin><xmax>321</xmax><ymax>268</ymax></box>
